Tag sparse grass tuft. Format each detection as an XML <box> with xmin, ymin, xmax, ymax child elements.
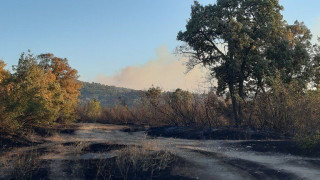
<box><xmin>8</xmin><ymin>149</ymin><xmax>48</xmax><ymax>180</ymax></box>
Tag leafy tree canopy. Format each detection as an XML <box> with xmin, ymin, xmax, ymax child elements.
<box><xmin>177</xmin><ymin>0</ymin><xmax>314</xmax><ymax>125</ymax></box>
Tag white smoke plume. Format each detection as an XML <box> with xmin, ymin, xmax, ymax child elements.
<box><xmin>95</xmin><ymin>46</ymin><xmax>212</xmax><ymax>92</ymax></box>
<box><xmin>311</xmin><ymin>17</ymin><xmax>320</xmax><ymax>43</ymax></box>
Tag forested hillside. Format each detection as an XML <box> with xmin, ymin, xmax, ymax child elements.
<box><xmin>80</xmin><ymin>82</ymin><xmax>143</xmax><ymax>107</ymax></box>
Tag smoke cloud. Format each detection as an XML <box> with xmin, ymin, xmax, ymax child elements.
<box><xmin>95</xmin><ymin>46</ymin><xmax>212</xmax><ymax>92</ymax></box>
<box><xmin>311</xmin><ymin>17</ymin><xmax>320</xmax><ymax>43</ymax></box>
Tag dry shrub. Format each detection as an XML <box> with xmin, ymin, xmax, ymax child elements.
<box><xmin>99</xmin><ymin>106</ymin><xmax>137</xmax><ymax>125</ymax></box>
<box><xmin>152</xmin><ymin>91</ymin><xmax>229</xmax><ymax>127</ymax></box>
<box><xmin>251</xmin><ymin>76</ymin><xmax>320</xmax><ymax>149</ymax></box>
<box><xmin>79</xmin><ymin>89</ymin><xmax>231</xmax><ymax>129</ymax></box>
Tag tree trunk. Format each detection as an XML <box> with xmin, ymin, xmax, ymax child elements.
<box><xmin>229</xmin><ymin>83</ymin><xmax>239</xmax><ymax>126</ymax></box>
<box><xmin>238</xmin><ymin>79</ymin><xmax>244</xmax><ymax>126</ymax></box>
<box><xmin>238</xmin><ymin>57</ymin><xmax>247</xmax><ymax>126</ymax></box>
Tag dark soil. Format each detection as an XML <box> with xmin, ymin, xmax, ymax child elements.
<box><xmin>191</xmin><ymin>149</ymin><xmax>299</xmax><ymax>180</ymax></box>
<box><xmin>0</xmin><ymin>135</ymin><xmax>34</xmax><ymax>151</ymax></box>
<box><xmin>121</xmin><ymin>125</ymin><xmax>147</xmax><ymax>133</ymax></box>
<box><xmin>82</xmin><ymin>143</ymin><xmax>127</xmax><ymax>153</ymax></box>
<box><xmin>25</xmin><ymin>147</ymin><xmax>54</xmax><ymax>156</ymax></box>
<box><xmin>59</xmin><ymin>128</ymin><xmax>76</xmax><ymax>134</ymax></box>
<box><xmin>305</xmin><ymin>160</ymin><xmax>320</xmax><ymax>168</ymax></box>
<box><xmin>62</xmin><ymin>152</ymin><xmax>192</xmax><ymax>180</ymax></box>
<box><xmin>33</xmin><ymin>126</ymin><xmax>55</xmax><ymax>137</ymax></box>
<box><xmin>10</xmin><ymin>163</ymin><xmax>50</xmax><ymax>180</ymax></box>
<box><xmin>62</xmin><ymin>141</ymin><xmax>83</xmax><ymax>146</ymax></box>
<box><xmin>2</xmin><ymin>144</ymin><xmax>192</xmax><ymax>180</ymax></box>
<box><xmin>147</xmin><ymin>126</ymin><xmax>287</xmax><ymax>140</ymax></box>
<box><xmin>33</xmin><ymin>124</ymin><xmax>78</xmax><ymax>137</ymax></box>
<box><xmin>1</xmin><ymin>124</ymin><xmax>78</xmax><ymax>152</ymax></box>
<box><xmin>225</xmin><ymin>158</ymin><xmax>298</xmax><ymax>180</ymax></box>
<box><xmin>234</xmin><ymin>140</ymin><xmax>320</xmax><ymax>157</ymax></box>
<box><xmin>30</xmin><ymin>167</ymin><xmax>49</xmax><ymax>180</ymax></box>
<box><xmin>5</xmin><ymin>153</ymin><xmax>50</xmax><ymax>180</ymax></box>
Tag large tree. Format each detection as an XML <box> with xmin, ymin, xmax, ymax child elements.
<box><xmin>0</xmin><ymin>52</ymin><xmax>81</xmax><ymax>132</ymax></box>
<box><xmin>38</xmin><ymin>53</ymin><xmax>82</xmax><ymax>122</ymax></box>
<box><xmin>177</xmin><ymin>0</ymin><xmax>312</xmax><ymax>126</ymax></box>
<box><xmin>7</xmin><ymin>53</ymin><xmax>63</xmax><ymax>127</ymax></box>
<box><xmin>4</xmin><ymin>52</ymin><xmax>82</xmax><ymax>128</ymax></box>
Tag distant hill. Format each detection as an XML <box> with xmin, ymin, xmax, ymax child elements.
<box><xmin>80</xmin><ymin>82</ymin><xmax>143</xmax><ymax>107</ymax></box>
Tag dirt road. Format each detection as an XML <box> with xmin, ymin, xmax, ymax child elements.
<box><xmin>1</xmin><ymin>123</ymin><xmax>320</xmax><ymax>179</ymax></box>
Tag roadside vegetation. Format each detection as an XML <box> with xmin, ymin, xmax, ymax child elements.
<box><xmin>79</xmin><ymin>79</ymin><xmax>320</xmax><ymax>150</ymax></box>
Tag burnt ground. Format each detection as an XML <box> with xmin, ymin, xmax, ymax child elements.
<box><xmin>33</xmin><ymin>124</ymin><xmax>79</xmax><ymax>137</ymax></box>
<box><xmin>192</xmin><ymin>149</ymin><xmax>299</xmax><ymax>180</ymax></box>
<box><xmin>1</xmin><ymin>149</ymin><xmax>190</xmax><ymax>180</ymax></box>
<box><xmin>1</xmin><ymin>123</ymin><xmax>320</xmax><ymax>180</ymax></box>
<box><xmin>121</xmin><ymin>125</ymin><xmax>147</xmax><ymax>133</ymax></box>
<box><xmin>0</xmin><ymin>134</ymin><xmax>35</xmax><ymax>152</ymax></box>
<box><xmin>0</xmin><ymin>124</ymin><xmax>192</xmax><ymax>180</ymax></box>
<box><xmin>61</xmin><ymin>153</ymin><xmax>191</xmax><ymax>180</ymax></box>
<box><xmin>233</xmin><ymin>140</ymin><xmax>320</xmax><ymax>158</ymax></box>
<box><xmin>0</xmin><ymin>124</ymin><xmax>79</xmax><ymax>148</ymax></box>
<box><xmin>0</xmin><ymin>141</ymin><xmax>191</xmax><ymax>180</ymax></box>
<box><xmin>82</xmin><ymin>142</ymin><xmax>127</xmax><ymax>153</ymax></box>
<box><xmin>147</xmin><ymin>126</ymin><xmax>288</xmax><ymax>140</ymax></box>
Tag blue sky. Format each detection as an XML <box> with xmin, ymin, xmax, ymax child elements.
<box><xmin>0</xmin><ymin>0</ymin><xmax>320</xmax><ymax>83</ymax></box>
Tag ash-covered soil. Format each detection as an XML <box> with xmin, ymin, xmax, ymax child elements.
<box><xmin>1</xmin><ymin>123</ymin><xmax>319</xmax><ymax>180</ymax></box>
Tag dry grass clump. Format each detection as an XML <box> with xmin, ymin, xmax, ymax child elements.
<box><xmin>74</xmin><ymin>141</ymin><xmax>90</xmax><ymax>154</ymax></box>
<box><xmin>62</xmin><ymin>139</ymin><xmax>183</xmax><ymax>180</ymax></box>
<box><xmin>3</xmin><ymin>149</ymin><xmax>48</xmax><ymax>180</ymax></box>
<box><xmin>114</xmin><ymin>139</ymin><xmax>176</xmax><ymax>180</ymax></box>
<box><xmin>10</xmin><ymin>151</ymin><xmax>41</xmax><ymax>179</ymax></box>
